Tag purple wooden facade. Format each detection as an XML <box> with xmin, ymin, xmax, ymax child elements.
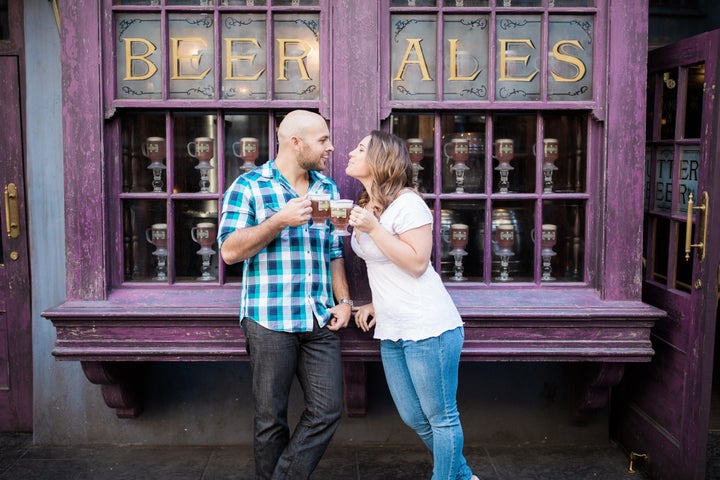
<box><xmin>43</xmin><ymin>0</ymin><xmax>664</xmax><ymax>423</ymax></box>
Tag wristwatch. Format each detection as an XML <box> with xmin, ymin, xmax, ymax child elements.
<box><xmin>337</xmin><ymin>298</ymin><xmax>354</xmax><ymax>307</ymax></box>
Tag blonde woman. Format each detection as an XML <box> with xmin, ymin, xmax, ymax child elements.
<box><xmin>347</xmin><ymin>130</ymin><xmax>478</xmax><ymax>480</ymax></box>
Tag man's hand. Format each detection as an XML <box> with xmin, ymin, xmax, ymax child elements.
<box><xmin>327</xmin><ymin>303</ymin><xmax>351</xmax><ymax>331</ymax></box>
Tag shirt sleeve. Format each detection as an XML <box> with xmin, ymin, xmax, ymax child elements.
<box><xmin>217</xmin><ymin>177</ymin><xmax>255</xmax><ymax>247</ymax></box>
<box><xmin>389</xmin><ymin>192</ymin><xmax>432</xmax><ymax>235</ymax></box>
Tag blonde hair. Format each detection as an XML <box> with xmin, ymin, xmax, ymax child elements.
<box><xmin>357</xmin><ymin>130</ymin><xmax>417</xmax><ymax>216</ymax></box>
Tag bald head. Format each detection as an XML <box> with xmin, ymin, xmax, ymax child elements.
<box><xmin>277</xmin><ymin>110</ymin><xmax>327</xmax><ymax>147</ymax></box>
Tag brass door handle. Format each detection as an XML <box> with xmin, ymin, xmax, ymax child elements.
<box><xmin>684</xmin><ymin>191</ymin><xmax>708</xmax><ymax>262</ymax></box>
<box><xmin>4</xmin><ymin>183</ymin><xmax>20</xmax><ymax>239</ymax></box>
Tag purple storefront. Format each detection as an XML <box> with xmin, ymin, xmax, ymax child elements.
<box><xmin>2</xmin><ymin>1</ymin><xmax>720</xmax><ymax>479</ymax></box>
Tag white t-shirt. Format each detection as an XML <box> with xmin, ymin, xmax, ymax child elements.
<box><xmin>350</xmin><ymin>191</ymin><xmax>463</xmax><ymax>341</ymax></box>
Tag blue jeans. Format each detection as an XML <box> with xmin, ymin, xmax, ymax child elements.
<box><xmin>242</xmin><ymin>318</ymin><xmax>343</xmax><ymax>480</ymax></box>
<box><xmin>381</xmin><ymin>326</ymin><xmax>473</xmax><ymax>480</ymax></box>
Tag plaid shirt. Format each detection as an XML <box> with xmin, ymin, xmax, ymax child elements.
<box><xmin>218</xmin><ymin>160</ymin><xmax>344</xmax><ymax>332</ymax></box>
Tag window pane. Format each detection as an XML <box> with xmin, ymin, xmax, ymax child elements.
<box><xmin>675</xmin><ymin>220</ymin><xmax>692</xmax><ymax>293</ymax></box>
<box><xmin>547</xmin><ymin>15</ymin><xmax>593</xmax><ymax>101</ymax></box>
<box><xmin>543</xmin><ymin>112</ymin><xmax>586</xmax><ymax>193</ymax></box>
<box><xmin>122</xmin><ymin>112</ymin><xmax>167</xmax><ymax>193</ymax></box>
<box><xmin>440</xmin><ymin>200</ymin><xmax>485</xmax><ymax>282</ymax></box>
<box><xmin>391</xmin><ymin>0</ymin><xmax>437</xmax><ymax>6</ymax></box>
<box><xmin>542</xmin><ymin>199</ymin><xmax>584</xmax><ymax>281</ymax></box>
<box><xmin>552</xmin><ymin>0</ymin><xmax>595</xmax><ymax>6</ymax></box>
<box><xmin>652</xmin><ymin>146</ymin><xmax>673</xmax><ymax>214</ymax></box>
<box><xmin>443</xmin><ymin>0</ymin><xmax>490</xmax><ymax>6</ymax></box>
<box><xmin>273</xmin><ymin>13</ymin><xmax>320</xmax><ymax>100</ymax></box>
<box><xmin>441</xmin><ymin>114</ymin><xmax>486</xmax><ymax>194</ymax></box>
<box><xmin>222</xmin><ymin>14</ymin><xmax>268</xmax><ymax>99</ymax></box>
<box><xmin>677</xmin><ymin>146</ymin><xmax>699</xmax><ymax>216</ymax></box>
<box><xmin>493</xmin><ymin>113</ymin><xmax>536</xmax><ymax>193</ymax></box>
<box><xmin>495</xmin><ymin>15</ymin><xmax>541</xmax><ymax>100</ymax></box>
<box><xmin>684</xmin><ymin>63</ymin><xmax>704</xmax><ymax>139</ymax></box>
<box><xmin>223</xmin><ymin>113</ymin><xmax>270</xmax><ymax>191</ymax></box>
<box><xmin>0</xmin><ymin>0</ymin><xmax>9</xmax><ymax>40</ymax></box>
<box><xmin>173</xmin><ymin>113</ymin><xmax>219</xmax><ymax>194</ymax></box>
<box><xmin>168</xmin><ymin>13</ymin><xmax>216</xmax><ymax>99</ymax></box>
<box><xmin>123</xmin><ymin>199</ymin><xmax>168</xmax><ymax>282</ymax></box>
<box><xmin>660</xmin><ymin>68</ymin><xmax>678</xmax><ymax>140</ymax></box>
<box><xmin>646</xmin><ymin>75</ymin><xmax>656</xmax><ymax>141</ymax></box>
<box><xmin>273</xmin><ymin>0</ymin><xmax>319</xmax><ymax>5</ymax></box>
<box><xmin>490</xmin><ymin>201</ymin><xmax>534</xmax><ymax>282</ymax></box>
<box><xmin>391</xmin><ymin>14</ymin><xmax>437</xmax><ymax>100</ymax></box>
<box><xmin>651</xmin><ymin>216</ymin><xmax>670</xmax><ymax>283</ymax></box>
<box><xmin>390</xmin><ymin>114</ymin><xmax>435</xmax><ymax>193</ymax></box>
<box><xmin>443</xmin><ymin>15</ymin><xmax>489</xmax><ymax>100</ymax></box>
<box><xmin>116</xmin><ymin>13</ymin><xmax>163</xmax><ymax>99</ymax></box>
<box><xmin>496</xmin><ymin>0</ymin><xmax>542</xmax><ymax>6</ymax></box>
<box><xmin>175</xmin><ymin>199</ymin><xmax>219</xmax><ymax>282</ymax></box>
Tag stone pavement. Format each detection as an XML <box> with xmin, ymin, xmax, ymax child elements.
<box><xmin>0</xmin><ymin>431</ymin><xmax>673</xmax><ymax>479</ymax></box>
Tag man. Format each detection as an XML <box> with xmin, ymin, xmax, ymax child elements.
<box><xmin>217</xmin><ymin>110</ymin><xmax>352</xmax><ymax>480</ymax></box>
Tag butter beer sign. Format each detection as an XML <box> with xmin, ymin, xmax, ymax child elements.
<box><xmin>391</xmin><ymin>14</ymin><xmax>593</xmax><ymax>101</ymax></box>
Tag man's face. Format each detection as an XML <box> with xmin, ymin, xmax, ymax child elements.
<box><xmin>297</xmin><ymin>123</ymin><xmax>334</xmax><ymax>172</ymax></box>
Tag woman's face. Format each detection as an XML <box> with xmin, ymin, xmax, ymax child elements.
<box><xmin>346</xmin><ymin>135</ymin><xmax>372</xmax><ymax>181</ymax></box>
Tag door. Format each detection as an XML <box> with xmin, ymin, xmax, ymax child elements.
<box><xmin>611</xmin><ymin>30</ymin><xmax>720</xmax><ymax>479</ymax></box>
<box><xmin>0</xmin><ymin>0</ymin><xmax>32</xmax><ymax>431</ymax></box>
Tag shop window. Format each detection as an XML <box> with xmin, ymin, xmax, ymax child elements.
<box><xmin>111</xmin><ymin>0</ymin><xmax>326</xmax><ymax>285</ymax></box>
<box><xmin>386</xmin><ymin>0</ymin><xmax>593</xmax><ymax>285</ymax></box>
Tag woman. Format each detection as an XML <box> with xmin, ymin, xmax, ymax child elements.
<box><xmin>346</xmin><ymin>130</ymin><xmax>478</xmax><ymax>480</ymax></box>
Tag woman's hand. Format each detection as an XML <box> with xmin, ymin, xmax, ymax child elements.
<box><xmin>354</xmin><ymin>303</ymin><xmax>376</xmax><ymax>332</ymax></box>
<box><xmin>349</xmin><ymin>205</ymin><xmax>379</xmax><ymax>235</ymax></box>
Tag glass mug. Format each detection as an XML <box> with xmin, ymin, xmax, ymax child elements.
<box><xmin>329</xmin><ymin>199</ymin><xmax>353</xmax><ymax>236</ymax></box>
<box><xmin>406</xmin><ymin>138</ymin><xmax>424</xmax><ymax>165</ymax></box>
<box><xmin>494</xmin><ymin>138</ymin><xmax>514</xmax><ymax>166</ymax></box>
<box><xmin>444</xmin><ymin>138</ymin><xmax>470</xmax><ymax>165</ymax></box>
<box><xmin>141</xmin><ymin>137</ymin><xmax>166</xmax><ymax>164</ymax></box>
<box><xmin>309</xmin><ymin>193</ymin><xmax>331</xmax><ymax>229</ymax></box>
<box><xmin>532</xmin><ymin>224</ymin><xmax>558</xmax><ymax>252</ymax></box>
<box><xmin>187</xmin><ymin>137</ymin><xmax>214</xmax><ymax>164</ymax></box>
<box><xmin>191</xmin><ymin>222</ymin><xmax>217</xmax><ymax>251</ymax></box>
<box><xmin>232</xmin><ymin>137</ymin><xmax>259</xmax><ymax>163</ymax></box>
<box><xmin>496</xmin><ymin>224</ymin><xmax>515</xmax><ymax>253</ymax></box>
<box><xmin>450</xmin><ymin>223</ymin><xmax>469</xmax><ymax>253</ymax></box>
<box><xmin>145</xmin><ymin>223</ymin><xmax>168</xmax><ymax>251</ymax></box>
<box><xmin>532</xmin><ymin>138</ymin><xmax>559</xmax><ymax>165</ymax></box>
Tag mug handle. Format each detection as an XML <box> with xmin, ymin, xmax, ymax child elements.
<box><xmin>187</xmin><ymin>142</ymin><xmax>196</xmax><ymax>158</ymax></box>
<box><xmin>191</xmin><ymin>227</ymin><xmax>198</xmax><ymax>244</ymax></box>
<box><xmin>145</xmin><ymin>228</ymin><xmax>153</xmax><ymax>244</ymax></box>
<box><xmin>232</xmin><ymin>142</ymin><xmax>241</xmax><ymax>158</ymax></box>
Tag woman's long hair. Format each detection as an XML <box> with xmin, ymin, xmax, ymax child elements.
<box><xmin>357</xmin><ymin>130</ymin><xmax>416</xmax><ymax>216</ymax></box>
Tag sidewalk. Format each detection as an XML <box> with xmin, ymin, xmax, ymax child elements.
<box><xmin>0</xmin><ymin>431</ymin><xmax>669</xmax><ymax>480</ymax></box>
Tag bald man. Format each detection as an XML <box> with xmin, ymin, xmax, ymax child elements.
<box><xmin>218</xmin><ymin>110</ymin><xmax>351</xmax><ymax>479</ymax></box>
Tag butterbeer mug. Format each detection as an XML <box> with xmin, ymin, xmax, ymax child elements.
<box><xmin>496</xmin><ymin>224</ymin><xmax>515</xmax><ymax>253</ymax></box>
<box><xmin>232</xmin><ymin>137</ymin><xmax>259</xmax><ymax>163</ymax></box>
<box><xmin>309</xmin><ymin>193</ymin><xmax>331</xmax><ymax>229</ymax></box>
<box><xmin>145</xmin><ymin>223</ymin><xmax>168</xmax><ymax>251</ymax></box>
<box><xmin>329</xmin><ymin>200</ymin><xmax>353</xmax><ymax>236</ymax></box>
<box><xmin>444</xmin><ymin>138</ymin><xmax>470</xmax><ymax>165</ymax></box>
<box><xmin>494</xmin><ymin>138</ymin><xmax>514</xmax><ymax>166</ymax></box>
<box><xmin>532</xmin><ymin>224</ymin><xmax>557</xmax><ymax>252</ymax></box>
<box><xmin>406</xmin><ymin>138</ymin><xmax>424</xmax><ymax>165</ymax></box>
<box><xmin>142</xmin><ymin>137</ymin><xmax>166</xmax><ymax>164</ymax></box>
<box><xmin>191</xmin><ymin>222</ymin><xmax>217</xmax><ymax>251</ymax></box>
<box><xmin>187</xmin><ymin>137</ymin><xmax>214</xmax><ymax>164</ymax></box>
<box><xmin>450</xmin><ymin>223</ymin><xmax>469</xmax><ymax>253</ymax></box>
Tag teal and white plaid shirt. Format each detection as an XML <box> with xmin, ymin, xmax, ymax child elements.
<box><xmin>218</xmin><ymin>160</ymin><xmax>344</xmax><ymax>332</ymax></box>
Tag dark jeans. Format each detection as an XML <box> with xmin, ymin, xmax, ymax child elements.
<box><xmin>242</xmin><ymin>317</ymin><xmax>343</xmax><ymax>480</ymax></box>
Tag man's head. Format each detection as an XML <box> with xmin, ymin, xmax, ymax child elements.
<box><xmin>276</xmin><ymin>110</ymin><xmax>334</xmax><ymax>173</ymax></box>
